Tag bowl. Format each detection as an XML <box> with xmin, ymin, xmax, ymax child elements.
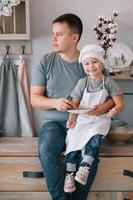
<box><xmin>110</xmin><ymin>120</ymin><xmax>128</xmax><ymax>129</ymax></box>
<box><xmin>106</xmin><ymin>120</ymin><xmax>133</xmax><ymax>144</ymax></box>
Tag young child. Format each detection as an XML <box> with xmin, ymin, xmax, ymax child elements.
<box><xmin>64</xmin><ymin>44</ymin><xmax>124</xmax><ymax>193</ymax></box>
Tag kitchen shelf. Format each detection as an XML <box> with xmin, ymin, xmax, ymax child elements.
<box><xmin>0</xmin><ymin>0</ymin><xmax>30</xmax><ymax>40</ymax></box>
<box><xmin>111</xmin><ymin>75</ymin><xmax>133</xmax><ymax>80</ymax></box>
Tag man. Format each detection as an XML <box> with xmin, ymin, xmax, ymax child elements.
<box><xmin>30</xmin><ymin>13</ymin><xmax>114</xmax><ymax>200</ymax></box>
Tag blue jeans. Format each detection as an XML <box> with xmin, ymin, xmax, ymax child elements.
<box><xmin>66</xmin><ymin>134</ymin><xmax>102</xmax><ymax>166</ymax></box>
<box><xmin>38</xmin><ymin>121</ymin><xmax>99</xmax><ymax>200</ymax></box>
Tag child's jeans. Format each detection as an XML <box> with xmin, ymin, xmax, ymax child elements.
<box><xmin>66</xmin><ymin>134</ymin><xmax>102</xmax><ymax>171</ymax></box>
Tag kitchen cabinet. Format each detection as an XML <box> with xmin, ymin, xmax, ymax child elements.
<box><xmin>0</xmin><ymin>137</ymin><xmax>133</xmax><ymax>200</ymax></box>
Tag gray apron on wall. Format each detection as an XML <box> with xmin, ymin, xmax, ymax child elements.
<box><xmin>0</xmin><ymin>57</ymin><xmax>21</xmax><ymax>136</ymax></box>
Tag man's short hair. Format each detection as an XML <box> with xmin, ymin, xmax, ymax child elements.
<box><xmin>53</xmin><ymin>13</ymin><xmax>83</xmax><ymax>41</ymax></box>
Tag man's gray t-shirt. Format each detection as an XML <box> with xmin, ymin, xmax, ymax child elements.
<box><xmin>70</xmin><ymin>76</ymin><xmax>122</xmax><ymax>102</ymax></box>
<box><xmin>31</xmin><ymin>52</ymin><xmax>86</xmax><ymax>122</ymax></box>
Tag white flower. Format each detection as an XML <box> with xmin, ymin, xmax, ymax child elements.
<box><xmin>113</xmin><ymin>10</ymin><xmax>119</xmax><ymax>17</ymax></box>
<box><xmin>98</xmin><ymin>15</ymin><xmax>104</xmax><ymax>20</ymax></box>
<box><xmin>107</xmin><ymin>18</ymin><xmax>112</xmax><ymax>23</ymax></box>
<box><xmin>109</xmin><ymin>33</ymin><xmax>114</xmax><ymax>39</ymax></box>
<box><xmin>93</xmin><ymin>10</ymin><xmax>119</xmax><ymax>52</ymax></box>
<box><xmin>110</xmin><ymin>28</ymin><xmax>115</xmax><ymax>33</ymax></box>
<box><xmin>108</xmin><ymin>23</ymin><xmax>114</xmax><ymax>29</ymax></box>
<box><xmin>113</xmin><ymin>22</ymin><xmax>117</xmax><ymax>27</ymax></box>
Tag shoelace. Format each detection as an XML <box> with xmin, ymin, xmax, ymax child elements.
<box><xmin>79</xmin><ymin>166</ymin><xmax>89</xmax><ymax>175</ymax></box>
<box><xmin>65</xmin><ymin>173</ymin><xmax>74</xmax><ymax>182</ymax></box>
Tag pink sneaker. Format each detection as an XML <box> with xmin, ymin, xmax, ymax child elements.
<box><xmin>64</xmin><ymin>173</ymin><xmax>76</xmax><ymax>193</ymax></box>
<box><xmin>75</xmin><ymin>166</ymin><xmax>89</xmax><ymax>185</ymax></box>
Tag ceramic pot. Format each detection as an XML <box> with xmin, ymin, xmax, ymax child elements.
<box><xmin>106</xmin><ymin>120</ymin><xmax>133</xmax><ymax>144</ymax></box>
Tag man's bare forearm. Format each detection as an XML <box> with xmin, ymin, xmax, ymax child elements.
<box><xmin>30</xmin><ymin>94</ymin><xmax>56</xmax><ymax>109</ymax></box>
<box><xmin>30</xmin><ymin>94</ymin><xmax>73</xmax><ymax>111</ymax></box>
<box><xmin>88</xmin><ymin>98</ymin><xmax>115</xmax><ymax>116</ymax></box>
<box><xmin>100</xmin><ymin>98</ymin><xmax>115</xmax><ymax>114</ymax></box>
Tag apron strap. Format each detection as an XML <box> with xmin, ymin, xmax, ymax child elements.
<box><xmin>87</xmin><ymin>75</ymin><xmax>106</xmax><ymax>91</ymax></box>
<box><xmin>102</xmin><ymin>75</ymin><xmax>105</xmax><ymax>90</ymax></box>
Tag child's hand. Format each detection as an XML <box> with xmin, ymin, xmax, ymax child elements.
<box><xmin>66</xmin><ymin>119</ymin><xmax>76</xmax><ymax>129</ymax></box>
<box><xmin>107</xmin><ymin>107</ymin><xmax>118</xmax><ymax>118</ymax></box>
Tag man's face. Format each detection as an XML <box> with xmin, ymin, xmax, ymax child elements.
<box><xmin>51</xmin><ymin>22</ymin><xmax>78</xmax><ymax>53</ymax></box>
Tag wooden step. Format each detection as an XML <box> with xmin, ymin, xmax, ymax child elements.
<box><xmin>0</xmin><ymin>192</ymin><xmax>129</xmax><ymax>200</ymax></box>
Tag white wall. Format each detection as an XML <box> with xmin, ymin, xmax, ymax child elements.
<box><xmin>1</xmin><ymin>0</ymin><xmax>133</xmax><ymax>134</ymax></box>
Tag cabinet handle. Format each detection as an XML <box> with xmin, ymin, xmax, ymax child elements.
<box><xmin>23</xmin><ymin>171</ymin><xmax>44</xmax><ymax>178</ymax></box>
<box><xmin>123</xmin><ymin>170</ymin><xmax>133</xmax><ymax>178</ymax></box>
<box><xmin>123</xmin><ymin>199</ymin><xmax>130</xmax><ymax>200</ymax></box>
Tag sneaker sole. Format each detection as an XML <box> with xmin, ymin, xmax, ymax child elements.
<box><xmin>64</xmin><ymin>187</ymin><xmax>76</xmax><ymax>193</ymax></box>
<box><xmin>75</xmin><ymin>175</ymin><xmax>87</xmax><ymax>185</ymax></box>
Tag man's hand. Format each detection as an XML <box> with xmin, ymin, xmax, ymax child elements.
<box><xmin>86</xmin><ymin>98</ymin><xmax>115</xmax><ymax>116</ymax></box>
<box><xmin>87</xmin><ymin>104</ymin><xmax>103</xmax><ymax>116</ymax></box>
<box><xmin>54</xmin><ymin>98</ymin><xmax>73</xmax><ymax>111</ymax></box>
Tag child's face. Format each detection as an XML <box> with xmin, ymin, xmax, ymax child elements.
<box><xmin>83</xmin><ymin>57</ymin><xmax>104</xmax><ymax>78</ymax></box>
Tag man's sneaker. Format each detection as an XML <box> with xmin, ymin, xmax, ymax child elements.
<box><xmin>75</xmin><ymin>166</ymin><xmax>89</xmax><ymax>185</ymax></box>
<box><xmin>64</xmin><ymin>173</ymin><xmax>76</xmax><ymax>193</ymax></box>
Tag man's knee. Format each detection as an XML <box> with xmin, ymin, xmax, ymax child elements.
<box><xmin>38</xmin><ymin>137</ymin><xmax>61</xmax><ymax>163</ymax></box>
<box><xmin>38</xmin><ymin>141</ymin><xmax>46</xmax><ymax>161</ymax></box>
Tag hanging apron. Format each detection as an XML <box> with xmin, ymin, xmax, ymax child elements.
<box><xmin>0</xmin><ymin>56</ymin><xmax>34</xmax><ymax>137</ymax></box>
<box><xmin>65</xmin><ymin>76</ymin><xmax>111</xmax><ymax>155</ymax></box>
<box><xmin>0</xmin><ymin>57</ymin><xmax>21</xmax><ymax>136</ymax></box>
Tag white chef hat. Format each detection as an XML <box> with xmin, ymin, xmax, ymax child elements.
<box><xmin>79</xmin><ymin>44</ymin><xmax>105</xmax><ymax>65</ymax></box>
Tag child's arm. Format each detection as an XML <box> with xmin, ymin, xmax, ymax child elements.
<box><xmin>108</xmin><ymin>94</ymin><xmax>124</xmax><ymax>118</ymax></box>
<box><xmin>66</xmin><ymin>113</ymin><xmax>77</xmax><ymax>128</ymax></box>
<box><xmin>66</xmin><ymin>98</ymin><xmax>80</xmax><ymax>128</ymax></box>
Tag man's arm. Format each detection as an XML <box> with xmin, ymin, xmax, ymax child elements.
<box><xmin>108</xmin><ymin>94</ymin><xmax>124</xmax><ymax>118</ymax></box>
<box><xmin>30</xmin><ymin>86</ymin><xmax>73</xmax><ymax>111</ymax></box>
<box><xmin>88</xmin><ymin>97</ymin><xmax>115</xmax><ymax>116</ymax></box>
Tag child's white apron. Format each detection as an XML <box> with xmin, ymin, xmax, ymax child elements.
<box><xmin>65</xmin><ymin>76</ymin><xmax>111</xmax><ymax>155</ymax></box>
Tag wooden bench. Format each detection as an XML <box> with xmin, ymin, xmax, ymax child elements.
<box><xmin>0</xmin><ymin>137</ymin><xmax>133</xmax><ymax>200</ymax></box>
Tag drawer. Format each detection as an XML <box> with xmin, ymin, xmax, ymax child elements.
<box><xmin>0</xmin><ymin>157</ymin><xmax>45</xmax><ymax>192</ymax></box>
<box><xmin>0</xmin><ymin>157</ymin><xmax>133</xmax><ymax>192</ymax></box>
<box><xmin>92</xmin><ymin>157</ymin><xmax>133</xmax><ymax>191</ymax></box>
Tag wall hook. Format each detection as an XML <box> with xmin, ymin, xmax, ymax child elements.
<box><xmin>6</xmin><ymin>45</ymin><xmax>10</xmax><ymax>56</ymax></box>
<box><xmin>21</xmin><ymin>45</ymin><xmax>25</xmax><ymax>55</ymax></box>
